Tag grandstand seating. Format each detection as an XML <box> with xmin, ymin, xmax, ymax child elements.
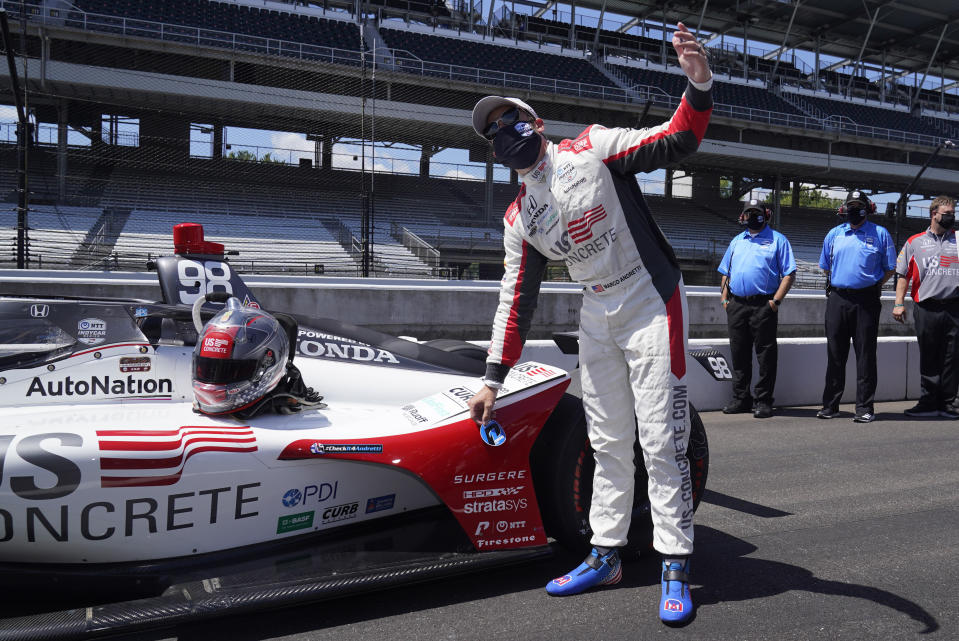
<box><xmin>113</xmin><ymin>208</ymin><xmax>363</xmax><ymax>274</ymax></box>
<box><xmin>366</xmin><ymin>0</ymin><xmax>450</xmax><ymax>18</ymax></box>
<box><xmin>70</xmin><ymin>0</ymin><xmax>363</xmax><ymax>56</ymax></box>
<box><xmin>0</xmin><ymin>204</ymin><xmax>104</xmax><ymax>269</ymax></box>
<box><xmin>797</xmin><ymin>95</ymin><xmax>932</xmax><ymax>137</ymax></box>
<box><xmin>1</xmin><ymin>158</ymin><xmax>937</xmax><ymax>284</ymax></box>
<box><xmin>49</xmin><ymin>1</ymin><xmax>959</xmax><ymax>142</ymax></box>
<box><xmin>610</xmin><ymin>65</ymin><xmax>809</xmax><ymax>121</ymax></box>
<box><xmin>379</xmin><ymin>27</ymin><xmax>616</xmax><ymax>90</ymax></box>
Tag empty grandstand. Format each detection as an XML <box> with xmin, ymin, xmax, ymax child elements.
<box><xmin>2</xmin><ymin>0</ymin><xmax>958</xmax><ymax>287</ymax></box>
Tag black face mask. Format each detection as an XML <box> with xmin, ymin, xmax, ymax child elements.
<box><xmin>843</xmin><ymin>205</ymin><xmax>867</xmax><ymax>226</ymax></box>
<box><xmin>741</xmin><ymin>210</ymin><xmax>766</xmax><ymax>231</ymax></box>
<box><xmin>938</xmin><ymin>213</ymin><xmax>955</xmax><ymax>230</ymax></box>
<box><xmin>493</xmin><ymin>121</ymin><xmax>542</xmax><ymax>171</ymax></box>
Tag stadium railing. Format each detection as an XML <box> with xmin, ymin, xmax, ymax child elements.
<box><xmin>7</xmin><ymin>0</ymin><xmax>952</xmax><ymax>147</ymax></box>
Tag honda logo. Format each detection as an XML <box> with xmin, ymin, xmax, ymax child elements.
<box><xmin>29</xmin><ymin>304</ymin><xmax>50</xmax><ymax>318</ymax></box>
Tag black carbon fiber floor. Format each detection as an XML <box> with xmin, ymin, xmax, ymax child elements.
<box><xmin>98</xmin><ymin>401</ymin><xmax>959</xmax><ymax>640</ymax></box>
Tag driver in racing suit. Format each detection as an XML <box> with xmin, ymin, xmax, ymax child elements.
<box><xmin>467</xmin><ymin>23</ymin><xmax>711</xmax><ymax>625</ymax></box>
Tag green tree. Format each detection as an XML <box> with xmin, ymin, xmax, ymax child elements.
<box><xmin>797</xmin><ymin>188</ymin><xmax>843</xmax><ymax>210</ymax></box>
<box><xmin>260</xmin><ymin>152</ymin><xmax>286</xmax><ymax>164</ymax></box>
<box><xmin>226</xmin><ymin>149</ymin><xmax>256</xmax><ymax>161</ymax></box>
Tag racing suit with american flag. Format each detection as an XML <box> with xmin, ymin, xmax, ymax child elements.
<box><xmin>483</xmin><ymin>80</ymin><xmax>712</xmax><ymax>555</ymax></box>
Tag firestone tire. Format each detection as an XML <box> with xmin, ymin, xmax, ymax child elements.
<box><xmin>531</xmin><ymin>393</ymin><xmax>709</xmax><ymax>560</ymax></box>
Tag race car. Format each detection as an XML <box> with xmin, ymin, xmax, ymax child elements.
<box><xmin>0</xmin><ymin>223</ymin><xmax>708</xmax><ymax>639</ymax></box>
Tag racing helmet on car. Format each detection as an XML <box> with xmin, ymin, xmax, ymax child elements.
<box><xmin>192</xmin><ymin>298</ymin><xmax>290</xmax><ymax>416</ymax></box>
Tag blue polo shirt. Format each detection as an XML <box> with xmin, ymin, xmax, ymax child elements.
<box><xmin>819</xmin><ymin>221</ymin><xmax>896</xmax><ymax>288</ymax></box>
<box><xmin>718</xmin><ymin>226</ymin><xmax>797</xmax><ymax>296</ymax></box>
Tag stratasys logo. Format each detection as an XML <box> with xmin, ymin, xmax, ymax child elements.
<box><xmin>26</xmin><ymin>375</ymin><xmax>173</xmax><ymax>397</ymax></box>
<box><xmin>463</xmin><ymin>498</ymin><xmax>528</xmax><ymax>514</ymax></box>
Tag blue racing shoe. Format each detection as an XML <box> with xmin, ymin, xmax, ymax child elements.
<box><xmin>660</xmin><ymin>558</ymin><xmax>693</xmax><ymax>625</ymax></box>
<box><xmin>545</xmin><ymin>548</ymin><xmax>622</xmax><ymax>596</ymax></box>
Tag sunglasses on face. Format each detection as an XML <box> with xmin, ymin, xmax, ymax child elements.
<box><xmin>483</xmin><ymin>107</ymin><xmax>533</xmax><ymax>141</ymax></box>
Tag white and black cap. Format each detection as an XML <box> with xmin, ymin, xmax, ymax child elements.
<box><xmin>471</xmin><ymin>96</ymin><xmax>539</xmax><ymax>138</ymax></box>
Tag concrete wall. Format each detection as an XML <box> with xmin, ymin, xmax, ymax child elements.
<box><xmin>517</xmin><ymin>336</ymin><xmax>920</xmax><ymax>412</ymax></box>
<box><xmin>0</xmin><ymin>270</ymin><xmax>922</xmax><ymax>411</ymax></box>
<box><xmin>0</xmin><ymin>270</ymin><xmax>916</xmax><ymax>341</ymax></box>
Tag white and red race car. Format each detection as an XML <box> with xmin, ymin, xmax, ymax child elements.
<box><xmin>0</xmin><ymin>224</ymin><xmax>708</xmax><ymax>639</ymax></box>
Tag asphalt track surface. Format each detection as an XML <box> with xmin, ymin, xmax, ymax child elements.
<box><xmin>126</xmin><ymin>400</ymin><xmax>958</xmax><ymax>641</ymax></box>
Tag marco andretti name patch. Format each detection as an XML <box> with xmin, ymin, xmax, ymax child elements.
<box><xmin>26</xmin><ymin>375</ymin><xmax>173</xmax><ymax>398</ymax></box>
<box><xmin>309</xmin><ymin>443</ymin><xmax>383</xmax><ymax>455</ymax></box>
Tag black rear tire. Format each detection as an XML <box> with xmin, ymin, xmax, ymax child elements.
<box><xmin>531</xmin><ymin>393</ymin><xmax>709</xmax><ymax>559</ymax></box>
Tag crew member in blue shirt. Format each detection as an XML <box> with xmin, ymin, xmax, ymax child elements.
<box><xmin>817</xmin><ymin>190</ymin><xmax>896</xmax><ymax>423</ymax></box>
<box><xmin>718</xmin><ymin>199</ymin><xmax>796</xmax><ymax>418</ymax></box>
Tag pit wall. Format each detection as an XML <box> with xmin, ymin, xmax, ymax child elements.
<box><xmin>515</xmin><ymin>337</ymin><xmax>919</xmax><ymax>412</ymax></box>
<box><xmin>0</xmin><ymin>270</ymin><xmax>922</xmax><ymax>411</ymax></box>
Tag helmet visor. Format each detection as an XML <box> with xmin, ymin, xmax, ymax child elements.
<box><xmin>194</xmin><ymin>356</ymin><xmax>259</xmax><ymax>384</ymax></box>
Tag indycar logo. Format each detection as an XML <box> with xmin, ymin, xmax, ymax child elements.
<box><xmin>98</xmin><ymin>425</ymin><xmax>257</xmax><ymax>487</ymax></box>
<box><xmin>556</xmin><ymin>162</ymin><xmax>577</xmax><ymax>183</ymax></box>
<box><xmin>77</xmin><ymin>318</ymin><xmax>107</xmax><ymax>346</ymax></box>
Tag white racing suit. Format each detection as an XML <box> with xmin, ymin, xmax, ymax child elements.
<box><xmin>484</xmin><ymin>81</ymin><xmax>712</xmax><ymax>555</ymax></box>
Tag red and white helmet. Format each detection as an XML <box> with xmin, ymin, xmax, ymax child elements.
<box><xmin>192</xmin><ymin>298</ymin><xmax>289</xmax><ymax>415</ymax></box>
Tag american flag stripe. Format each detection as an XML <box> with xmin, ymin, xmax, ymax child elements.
<box><xmin>98</xmin><ymin>432</ymin><xmax>255</xmax><ymax>451</ymax></box>
<box><xmin>569</xmin><ymin>206</ymin><xmax>607</xmax><ymax>242</ymax></box>
<box><xmin>100</xmin><ymin>439</ymin><xmax>257</xmax><ymax>469</ymax></box>
<box><xmin>97</xmin><ymin>425</ymin><xmax>257</xmax><ymax>487</ymax></box>
<box><xmin>95</xmin><ymin>427</ymin><xmax>248</xmax><ymax>438</ymax></box>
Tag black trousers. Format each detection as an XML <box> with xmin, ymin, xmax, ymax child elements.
<box><xmin>914</xmin><ymin>300</ymin><xmax>959</xmax><ymax>409</ymax></box>
<box><xmin>726</xmin><ymin>297</ymin><xmax>779</xmax><ymax>405</ymax></box>
<box><xmin>822</xmin><ymin>288</ymin><xmax>881</xmax><ymax>414</ymax></box>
